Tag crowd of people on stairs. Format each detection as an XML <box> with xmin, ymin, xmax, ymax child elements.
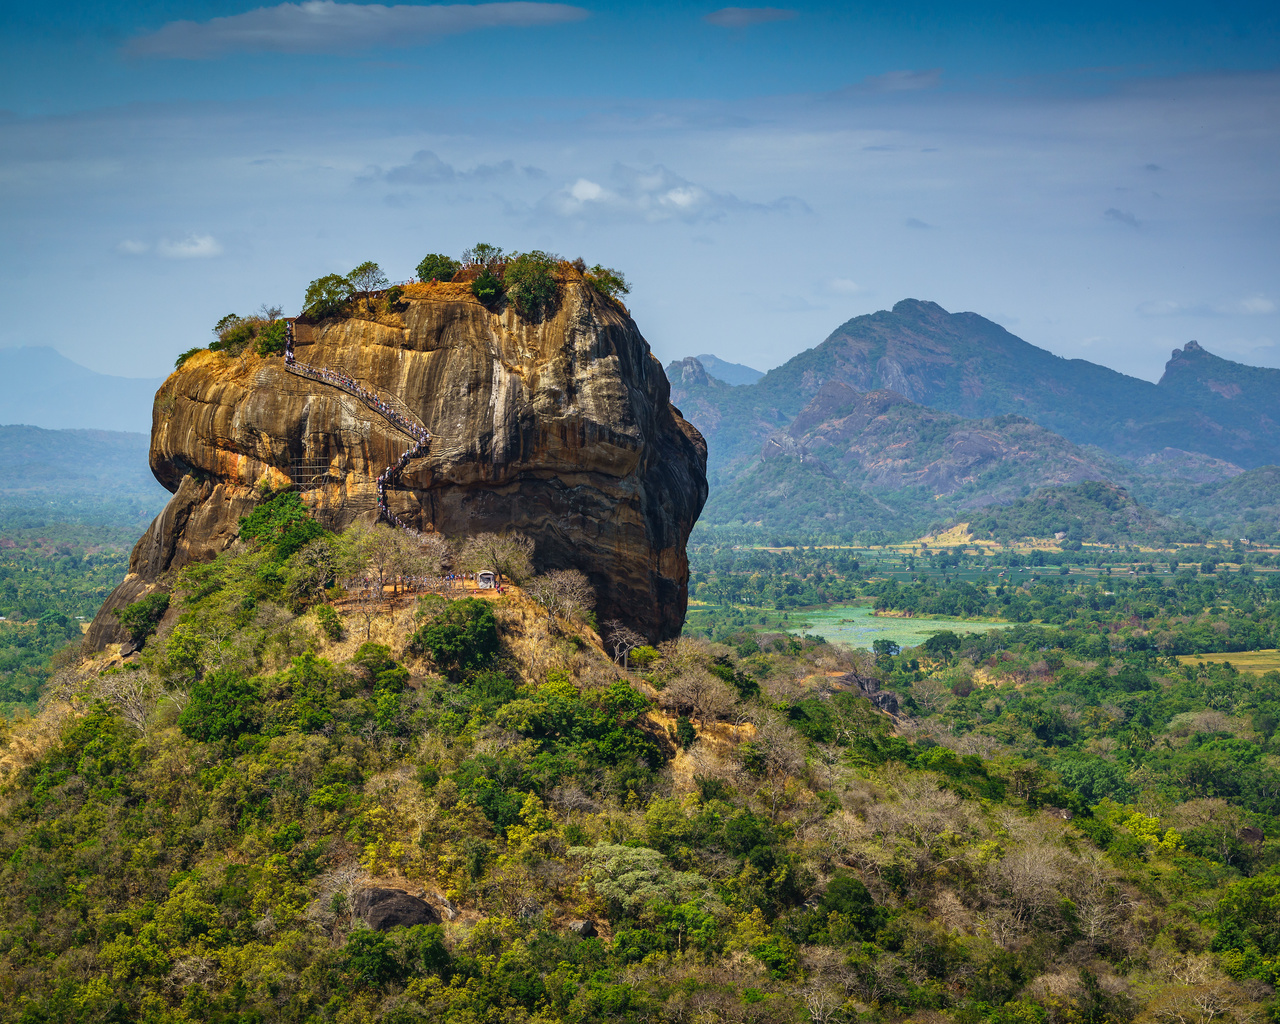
<box><xmin>283</xmin><ymin>320</ymin><xmax>434</xmax><ymax>535</ymax></box>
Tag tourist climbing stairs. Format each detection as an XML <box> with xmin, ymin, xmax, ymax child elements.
<box><xmin>282</xmin><ymin>321</ymin><xmax>432</xmax><ymax>533</ymax></box>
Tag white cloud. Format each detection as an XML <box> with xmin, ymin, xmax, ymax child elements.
<box><xmin>116</xmin><ymin>239</ymin><xmax>150</xmax><ymax>255</ymax></box>
<box><xmin>569</xmin><ymin>178</ymin><xmax>606</xmax><ymax>202</ymax></box>
<box><xmin>704</xmin><ymin>7</ymin><xmax>797</xmax><ymax>29</ymax></box>
<box><xmin>828</xmin><ymin>278</ymin><xmax>865</xmax><ymax>294</ymax></box>
<box><xmin>541</xmin><ymin>163</ymin><xmax>805</xmax><ymax>223</ymax></box>
<box><xmin>126</xmin><ymin>1</ymin><xmax>589</xmax><ymax>58</ymax></box>
<box><xmin>157</xmin><ymin>234</ymin><xmax>223</xmax><ymax>259</ymax></box>
<box><xmin>1136</xmin><ymin>299</ymin><xmax>1184</xmax><ymax>316</ymax></box>
<box><xmin>1237</xmin><ymin>295</ymin><xmax>1277</xmax><ymax>315</ymax></box>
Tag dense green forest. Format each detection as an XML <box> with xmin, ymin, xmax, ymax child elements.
<box><xmin>0</xmin><ymin>425</ymin><xmax>169</xmax><ymax>714</ymax></box>
<box><xmin>4</xmin><ymin>495</ymin><xmax>1280</xmax><ymax>1023</ymax></box>
<box><xmin>0</xmin><ymin>525</ymin><xmax>144</xmax><ymax>715</ymax></box>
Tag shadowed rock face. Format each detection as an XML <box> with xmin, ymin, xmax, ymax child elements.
<box><xmin>353</xmin><ymin>888</ymin><xmax>441</xmax><ymax>930</ymax></box>
<box><xmin>87</xmin><ymin>274</ymin><xmax>707</xmax><ymax>648</ymax></box>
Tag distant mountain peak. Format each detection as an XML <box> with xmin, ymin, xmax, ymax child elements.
<box><xmin>0</xmin><ymin>346</ymin><xmax>164</xmax><ymax>434</ymax></box>
<box><xmin>690</xmin><ymin>353</ymin><xmax>764</xmax><ymax>386</ymax></box>
<box><xmin>891</xmin><ymin>298</ymin><xmax>949</xmax><ymax>317</ymax></box>
<box><xmin>668</xmin><ymin>356</ymin><xmax>714</xmax><ymax>388</ymax></box>
<box><xmin>1157</xmin><ymin>338</ymin><xmax>1280</xmax><ymax>411</ymax></box>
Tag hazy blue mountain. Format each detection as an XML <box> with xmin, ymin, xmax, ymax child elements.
<box><xmin>693</xmin><ymin>353</ymin><xmax>764</xmax><ymax>386</ymax></box>
<box><xmin>0</xmin><ymin>347</ymin><xmax>163</xmax><ymax>434</ymax></box>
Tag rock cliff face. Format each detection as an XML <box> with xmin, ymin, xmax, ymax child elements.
<box><xmin>87</xmin><ymin>273</ymin><xmax>707</xmax><ymax>648</ymax></box>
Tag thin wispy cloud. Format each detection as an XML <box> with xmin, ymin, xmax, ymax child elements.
<box><xmin>1239</xmin><ymin>296</ymin><xmax>1277</xmax><ymax>315</ymax></box>
<box><xmin>859</xmin><ymin>68</ymin><xmax>942</xmax><ymax>93</ymax></box>
<box><xmin>1137</xmin><ymin>295</ymin><xmax>1276</xmax><ymax>317</ymax></box>
<box><xmin>117</xmin><ymin>235</ymin><xmax>223</xmax><ymax>258</ymax></box>
<box><xmin>703</xmin><ymin>7</ymin><xmax>797</xmax><ymax>29</ymax></box>
<box><xmin>828</xmin><ymin>278</ymin><xmax>866</xmax><ymax>295</ymax></box>
<box><xmin>540</xmin><ymin>163</ymin><xmax>805</xmax><ymax>224</ymax></box>
<box><xmin>126</xmin><ymin>1</ymin><xmax>589</xmax><ymax>58</ymax></box>
<box><xmin>1105</xmin><ymin>207</ymin><xmax>1140</xmax><ymax>227</ymax></box>
<box><xmin>379</xmin><ymin>149</ymin><xmax>533</xmax><ymax>184</ymax></box>
<box><xmin>157</xmin><ymin>235</ymin><xmax>223</xmax><ymax>259</ymax></box>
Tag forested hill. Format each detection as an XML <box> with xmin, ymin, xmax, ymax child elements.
<box><xmin>6</xmin><ymin>516</ymin><xmax>1280</xmax><ymax>1022</ymax></box>
<box><xmin>670</xmin><ymin>300</ymin><xmax>1280</xmax><ymax>476</ymax></box>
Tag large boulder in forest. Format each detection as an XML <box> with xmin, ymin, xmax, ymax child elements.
<box><xmin>353</xmin><ymin>888</ymin><xmax>441</xmax><ymax>931</ymax></box>
<box><xmin>86</xmin><ymin>267</ymin><xmax>707</xmax><ymax>647</ymax></box>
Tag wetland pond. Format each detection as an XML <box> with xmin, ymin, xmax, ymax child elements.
<box><xmin>786</xmin><ymin>604</ymin><xmax>1007</xmax><ymax>650</ymax></box>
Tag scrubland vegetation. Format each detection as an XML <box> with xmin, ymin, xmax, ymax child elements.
<box><xmin>3</xmin><ymin>493</ymin><xmax>1280</xmax><ymax>1024</ymax></box>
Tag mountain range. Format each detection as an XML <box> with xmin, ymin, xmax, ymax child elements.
<box><xmin>0</xmin><ymin>347</ymin><xmax>163</xmax><ymax>435</ymax></box>
<box><xmin>678</xmin><ymin>300</ymin><xmax>1280</xmax><ymax>541</ymax></box>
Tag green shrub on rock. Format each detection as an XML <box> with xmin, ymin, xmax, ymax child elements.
<box><xmin>238</xmin><ymin>491</ymin><xmax>326</xmax><ymax>562</ymax></box>
<box><xmin>504</xmin><ymin>250</ymin><xmax>560</xmax><ymax>320</ymax></box>
<box><xmin>409</xmin><ymin>597</ymin><xmax>498</xmax><ymax>672</ymax></box>
<box><xmin>253</xmin><ymin>318</ymin><xmax>287</xmax><ymax>356</ymax></box>
<box><xmin>585</xmin><ymin>263</ymin><xmax>630</xmax><ymax>302</ymax></box>
<box><xmin>114</xmin><ymin>591</ymin><xmax>170</xmax><ymax>645</ymax></box>
<box><xmin>303</xmin><ymin>273</ymin><xmax>355</xmax><ymax>318</ymax></box>
<box><xmin>471</xmin><ymin>268</ymin><xmax>503</xmax><ymax>305</ymax></box>
<box><xmin>416</xmin><ymin>253</ymin><xmax>460</xmax><ymax>282</ymax></box>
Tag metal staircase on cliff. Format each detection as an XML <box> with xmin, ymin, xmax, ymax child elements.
<box><xmin>282</xmin><ymin>321</ymin><xmax>433</xmax><ymax>535</ymax></box>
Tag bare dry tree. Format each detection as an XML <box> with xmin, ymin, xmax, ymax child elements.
<box><xmin>388</xmin><ymin>530</ymin><xmax>450</xmax><ymax>593</ymax></box>
<box><xmin>656</xmin><ymin>636</ymin><xmax>711</xmax><ymax>679</ymax></box>
<box><xmin>603</xmin><ymin>620</ymin><xmax>646</xmax><ymax>668</ymax></box>
<box><xmin>92</xmin><ymin>668</ymin><xmax>189</xmax><ymax>735</ymax></box>
<box><xmin>459</xmin><ymin>531</ymin><xmax>534</xmax><ymax>585</ymax></box>
<box><xmin>527</xmin><ymin>569</ymin><xmax>595</xmax><ymax>626</ymax></box>
<box><xmin>345</xmin><ymin>581</ymin><xmax>383</xmax><ymax>641</ymax></box>
<box><xmin>658</xmin><ymin>669</ymin><xmax>737</xmax><ymax>724</ymax></box>
<box><xmin>745</xmin><ymin>709</ymin><xmax>808</xmax><ymax>821</ymax></box>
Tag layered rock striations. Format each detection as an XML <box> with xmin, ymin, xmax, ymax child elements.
<box><xmin>87</xmin><ymin>272</ymin><xmax>707</xmax><ymax>648</ymax></box>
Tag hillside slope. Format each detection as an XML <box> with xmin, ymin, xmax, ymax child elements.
<box><xmin>3</xmin><ymin>526</ymin><xmax>1279</xmax><ymax>1022</ymax></box>
<box><xmin>964</xmin><ymin>480</ymin><xmax>1199</xmax><ymax>546</ymax></box>
<box><xmin>702</xmin><ymin>379</ymin><xmax>1123</xmax><ymax>537</ymax></box>
<box><xmin>0</xmin><ymin>424</ymin><xmax>170</xmax><ymax>530</ymax></box>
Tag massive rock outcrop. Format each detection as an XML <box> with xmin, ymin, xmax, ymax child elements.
<box><xmin>87</xmin><ymin>272</ymin><xmax>707</xmax><ymax>648</ymax></box>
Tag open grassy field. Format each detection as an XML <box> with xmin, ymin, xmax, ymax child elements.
<box><xmin>1176</xmin><ymin>649</ymin><xmax>1280</xmax><ymax>674</ymax></box>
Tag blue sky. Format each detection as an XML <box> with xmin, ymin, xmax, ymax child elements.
<box><xmin>1</xmin><ymin>1</ymin><xmax>1278</xmax><ymax>380</ymax></box>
